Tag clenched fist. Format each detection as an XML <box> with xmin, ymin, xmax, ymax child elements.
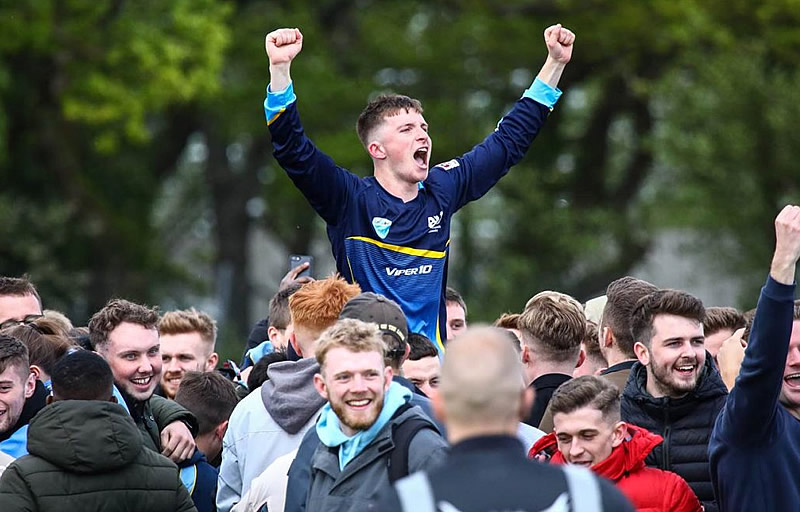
<box><xmin>266</xmin><ymin>28</ymin><xmax>303</xmax><ymax>66</ymax></box>
<box><xmin>544</xmin><ymin>24</ymin><xmax>575</xmax><ymax>64</ymax></box>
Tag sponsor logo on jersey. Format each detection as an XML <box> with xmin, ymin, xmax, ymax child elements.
<box><xmin>386</xmin><ymin>264</ymin><xmax>433</xmax><ymax>277</ymax></box>
<box><xmin>436</xmin><ymin>159</ymin><xmax>460</xmax><ymax>171</ymax></box>
<box><xmin>372</xmin><ymin>217</ymin><xmax>392</xmax><ymax>239</ymax></box>
<box><xmin>427</xmin><ymin>211</ymin><xmax>443</xmax><ymax>233</ymax></box>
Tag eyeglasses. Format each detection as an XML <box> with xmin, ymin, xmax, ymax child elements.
<box><xmin>0</xmin><ymin>314</ymin><xmax>44</xmax><ymax>331</ymax></box>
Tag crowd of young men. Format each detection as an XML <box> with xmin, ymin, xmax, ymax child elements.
<box><xmin>0</xmin><ymin>18</ymin><xmax>799</xmax><ymax>512</ymax></box>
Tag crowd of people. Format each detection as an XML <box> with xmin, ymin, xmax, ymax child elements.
<box><xmin>0</xmin><ymin>20</ymin><xmax>798</xmax><ymax>512</ymax></box>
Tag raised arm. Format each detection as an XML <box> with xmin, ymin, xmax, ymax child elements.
<box><xmin>440</xmin><ymin>24</ymin><xmax>575</xmax><ymax>212</ymax></box>
<box><xmin>719</xmin><ymin>205</ymin><xmax>800</xmax><ymax>442</ymax></box>
<box><xmin>263</xmin><ymin>28</ymin><xmax>358</xmax><ymax>226</ymax></box>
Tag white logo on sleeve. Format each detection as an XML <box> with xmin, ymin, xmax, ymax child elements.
<box><xmin>435</xmin><ymin>159</ymin><xmax>460</xmax><ymax>171</ymax></box>
<box><xmin>372</xmin><ymin>217</ymin><xmax>392</xmax><ymax>239</ymax></box>
<box><xmin>427</xmin><ymin>211</ymin><xmax>443</xmax><ymax>233</ymax></box>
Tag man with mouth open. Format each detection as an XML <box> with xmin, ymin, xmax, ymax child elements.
<box><xmin>305</xmin><ymin>318</ymin><xmax>447</xmax><ymax>512</ymax></box>
<box><xmin>530</xmin><ymin>375</ymin><xmax>701</xmax><ymax>511</ymax></box>
<box><xmin>709</xmin><ymin>205</ymin><xmax>800</xmax><ymax>511</ymax></box>
<box><xmin>264</xmin><ymin>24</ymin><xmax>574</xmax><ymax>356</ymax></box>
<box><xmin>89</xmin><ymin>298</ymin><xmax>199</xmax><ymax>464</ymax></box>
<box><xmin>620</xmin><ymin>288</ymin><xmax>727</xmax><ymax>512</ymax></box>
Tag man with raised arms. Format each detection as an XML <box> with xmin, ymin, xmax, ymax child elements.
<box><xmin>264</xmin><ymin>24</ymin><xmax>574</xmax><ymax>355</ymax></box>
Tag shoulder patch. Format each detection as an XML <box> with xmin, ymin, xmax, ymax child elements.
<box><xmin>435</xmin><ymin>159</ymin><xmax>460</xmax><ymax>171</ymax></box>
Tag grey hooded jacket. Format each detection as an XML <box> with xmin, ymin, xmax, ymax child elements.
<box><xmin>217</xmin><ymin>358</ymin><xmax>326</xmax><ymax>512</ymax></box>
<box><xmin>305</xmin><ymin>405</ymin><xmax>447</xmax><ymax>512</ymax></box>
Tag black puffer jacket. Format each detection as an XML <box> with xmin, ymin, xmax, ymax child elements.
<box><xmin>621</xmin><ymin>358</ymin><xmax>727</xmax><ymax>512</ymax></box>
<box><xmin>0</xmin><ymin>400</ymin><xmax>197</xmax><ymax>512</ymax></box>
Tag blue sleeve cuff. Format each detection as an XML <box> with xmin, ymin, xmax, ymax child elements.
<box><xmin>764</xmin><ymin>274</ymin><xmax>796</xmax><ymax>301</ymax></box>
<box><xmin>522</xmin><ymin>78</ymin><xmax>562</xmax><ymax>111</ymax></box>
<box><xmin>264</xmin><ymin>81</ymin><xmax>297</xmax><ymax>125</ymax></box>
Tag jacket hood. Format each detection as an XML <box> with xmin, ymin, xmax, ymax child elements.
<box><xmin>622</xmin><ymin>355</ymin><xmax>728</xmax><ymax>421</ymax></box>
<box><xmin>261</xmin><ymin>358</ymin><xmax>326</xmax><ymax>434</ymax></box>
<box><xmin>26</xmin><ymin>400</ymin><xmax>142</xmax><ymax>473</ymax></box>
<box><xmin>529</xmin><ymin>424</ymin><xmax>663</xmax><ymax>482</ymax></box>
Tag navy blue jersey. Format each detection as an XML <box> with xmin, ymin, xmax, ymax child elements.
<box><xmin>267</xmin><ymin>83</ymin><xmax>555</xmax><ymax>353</ymax></box>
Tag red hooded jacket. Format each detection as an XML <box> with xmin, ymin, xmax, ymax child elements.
<box><xmin>529</xmin><ymin>424</ymin><xmax>702</xmax><ymax>512</ymax></box>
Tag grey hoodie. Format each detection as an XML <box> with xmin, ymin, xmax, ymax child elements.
<box><xmin>262</xmin><ymin>358</ymin><xmax>327</xmax><ymax>435</ymax></box>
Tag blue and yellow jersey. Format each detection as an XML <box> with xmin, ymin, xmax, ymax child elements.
<box><xmin>266</xmin><ymin>80</ymin><xmax>559</xmax><ymax>355</ymax></box>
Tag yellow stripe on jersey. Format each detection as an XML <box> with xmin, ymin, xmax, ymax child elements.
<box><xmin>435</xmin><ymin>316</ymin><xmax>446</xmax><ymax>355</ymax></box>
<box><xmin>346</xmin><ymin>236</ymin><xmax>447</xmax><ymax>259</ymax></box>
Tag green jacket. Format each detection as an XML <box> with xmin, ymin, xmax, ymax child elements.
<box><xmin>129</xmin><ymin>393</ymin><xmax>198</xmax><ymax>453</ymax></box>
<box><xmin>0</xmin><ymin>400</ymin><xmax>197</xmax><ymax>512</ymax></box>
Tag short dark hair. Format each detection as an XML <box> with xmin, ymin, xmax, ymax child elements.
<box><xmin>0</xmin><ymin>334</ymin><xmax>30</xmax><ymax>380</ymax></box>
<box><xmin>445</xmin><ymin>287</ymin><xmax>468</xmax><ymax>317</ymax></box>
<box><xmin>631</xmin><ymin>290</ymin><xmax>705</xmax><ymax>348</ymax></box>
<box><xmin>51</xmin><ymin>350</ymin><xmax>113</xmax><ymax>401</ymax></box>
<box><xmin>582</xmin><ymin>321</ymin><xmax>606</xmax><ymax>366</ymax></box>
<box><xmin>356</xmin><ymin>94</ymin><xmax>424</xmax><ymax>147</ymax></box>
<box><xmin>550</xmin><ymin>375</ymin><xmax>620</xmax><ymax>422</ymax></box>
<box><xmin>268</xmin><ymin>283</ymin><xmax>302</xmax><ymax>330</ymax></box>
<box><xmin>246</xmin><ymin>351</ymin><xmax>288</xmax><ymax>392</ymax></box>
<box><xmin>175</xmin><ymin>371</ymin><xmax>239</xmax><ymax>435</ymax></box>
<box><xmin>3</xmin><ymin>317</ymin><xmax>76</xmax><ymax>376</ymax></box>
<box><xmin>88</xmin><ymin>299</ymin><xmax>159</xmax><ymax>350</ymax></box>
<box><xmin>603</xmin><ymin>277</ymin><xmax>658</xmax><ymax>358</ymax></box>
<box><xmin>407</xmin><ymin>332</ymin><xmax>438</xmax><ymax>361</ymax></box>
<box><xmin>0</xmin><ymin>275</ymin><xmax>42</xmax><ymax>306</ymax></box>
<box><xmin>703</xmin><ymin>307</ymin><xmax>746</xmax><ymax>336</ymax></box>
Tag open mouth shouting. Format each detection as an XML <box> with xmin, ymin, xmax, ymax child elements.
<box><xmin>784</xmin><ymin>372</ymin><xmax>800</xmax><ymax>389</ymax></box>
<box><xmin>413</xmin><ymin>146</ymin><xmax>429</xmax><ymax>169</ymax></box>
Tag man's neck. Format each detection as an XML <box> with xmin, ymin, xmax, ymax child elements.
<box><xmin>374</xmin><ymin>167</ymin><xmax>420</xmax><ymax>203</ymax></box>
<box><xmin>604</xmin><ymin>348</ymin><xmax>636</xmax><ymax>368</ymax></box>
<box><xmin>528</xmin><ymin>361</ymin><xmax>574</xmax><ymax>383</ymax></box>
<box><xmin>446</xmin><ymin>422</ymin><xmax>518</xmax><ymax>445</ymax></box>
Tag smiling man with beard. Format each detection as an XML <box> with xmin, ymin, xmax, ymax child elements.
<box><xmin>89</xmin><ymin>299</ymin><xmax>198</xmax><ymax>464</ymax></box>
<box><xmin>306</xmin><ymin>318</ymin><xmax>447</xmax><ymax>512</ymax></box>
<box><xmin>620</xmin><ymin>289</ymin><xmax>727</xmax><ymax>512</ymax></box>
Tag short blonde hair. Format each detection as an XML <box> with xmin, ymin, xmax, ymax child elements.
<box><xmin>289</xmin><ymin>276</ymin><xmax>361</xmax><ymax>335</ymax></box>
<box><xmin>519</xmin><ymin>291</ymin><xmax>586</xmax><ymax>363</ymax></box>
<box><xmin>315</xmin><ymin>319</ymin><xmax>385</xmax><ymax>372</ymax></box>
<box><xmin>158</xmin><ymin>308</ymin><xmax>217</xmax><ymax>349</ymax></box>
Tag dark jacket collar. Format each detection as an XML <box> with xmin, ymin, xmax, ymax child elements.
<box><xmin>532</xmin><ymin>373</ymin><xmax>572</xmax><ymax>391</ymax></box>
<box><xmin>622</xmin><ymin>357</ymin><xmax>728</xmax><ymax>420</ymax></box>
<box><xmin>451</xmin><ymin>435</ymin><xmax>524</xmax><ymax>457</ymax></box>
<box><xmin>602</xmin><ymin>360</ymin><xmax>637</xmax><ymax>375</ymax></box>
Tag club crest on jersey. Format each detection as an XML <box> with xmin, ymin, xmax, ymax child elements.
<box><xmin>435</xmin><ymin>159</ymin><xmax>460</xmax><ymax>171</ymax></box>
<box><xmin>428</xmin><ymin>211</ymin><xmax>443</xmax><ymax>233</ymax></box>
<box><xmin>372</xmin><ymin>217</ymin><xmax>392</xmax><ymax>239</ymax></box>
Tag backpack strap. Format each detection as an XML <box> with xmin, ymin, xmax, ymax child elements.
<box><xmin>561</xmin><ymin>464</ymin><xmax>601</xmax><ymax>512</ymax></box>
<box><xmin>387</xmin><ymin>403</ymin><xmax>438</xmax><ymax>483</ymax></box>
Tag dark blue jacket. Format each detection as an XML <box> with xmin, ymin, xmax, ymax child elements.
<box><xmin>621</xmin><ymin>355</ymin><xmax>727</xmax><ymax>512</ymax></box>
<box><xmin>709</xmin><ymin>276</ymin><xmax>800</xmax><ymax>511</ymax></box>
<box><xmin>179</xmin><ymin>449</ymin><xmax>218</xmax><ymax>512</ymax></box>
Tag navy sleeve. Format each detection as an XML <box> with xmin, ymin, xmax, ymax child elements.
<box><xmin>716</xmin><ymin>275</ymin><xmax>796</xmax><ymax>444</ymax></box>
<box><xmin>433</xmin><ymin>97</ymin><xmax>551</xmax><ymax>212</ymax></box>
<box><xmin>268</xmin><ymin>101</ymin><xmax>360</xmax><ymax>226</ymax></box>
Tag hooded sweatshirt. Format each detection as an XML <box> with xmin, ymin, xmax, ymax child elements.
<box><xmin>0</xmin><ymin>400</ymin><xmax>196</xmax><ymax>512</ymax></box>
<box><xmin>530</xmin><ymin>424</ymin><xmax>702</xmax><ymax>512</ymax></box>
<box><xmin>217</xmin><ymin>358</ymin><xmax>326</xmax><ymax>512</ymax></box>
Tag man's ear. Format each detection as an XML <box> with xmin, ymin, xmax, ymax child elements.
<box><xmin>602</xmin><ymin>326</ymin><xmax>615</xmax><ymax>349</ymax></box>
<box><xmin>313</xmin><ymin>373</ymin><xmax>328</xmax><ymax>400</ymax></box>
<box><xmin>611</xmin><ymin>421</ymin><xmax>627</xmax><ymax>448</ymax></box>
<box><xmin>384</xmin><ymin>366</ymin><xmax>394</xmax><ymax>391</ymax></box>
<box><xmin>24</xmin><ymin>371</ymin><xmax>36</xmax><ymax>399</ymax></box>
<box><xmin>521</xmin><ymin>344</ymin><xmax>532</xmax><ymax>365</ymax></box>
<box><xmin>401</xmin><ymin>343</ymin><xmax>411</xmax><ymax>364</ymax></box>
<box><xmin>46</xmin><ymin>394</ymin><xmax>54</xmax><ymax>405</ymax></box>
<box><xmin>633</xmin><ymin>341</ymin><xmax>650</xmax><ymax>365</ymax></box>
<box><xmin>575</xmin><ymin>348</ymin><xmax>586</xmax><ymax>369</ymax></box>
<box><xmin>29</xmin><ymin>365</ymin><xmax>41</xmax><ymax>381</ymax></box>
<box><xmin>267</xmin><ymin>326</ymin><xmax>281</xmax><ymax>344</ymax></box>
<box><xmin>368</xmin><ymin>141</ymin><xmax>387</xmax><ymax>160</ymax></box>
<box><xmin>289</xmin><ymin>331</ymin><xmax>302</xmax><ymax>357</ymax></box>
<box><xmin>215</xmin><ymin>420</ymin><xmax>229</xmax><ymax>441</ymax></box>
<box><xmin>206</xmin><ymin>352</ymin><xmax>219</xmax><ymax>372</ymax></box>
